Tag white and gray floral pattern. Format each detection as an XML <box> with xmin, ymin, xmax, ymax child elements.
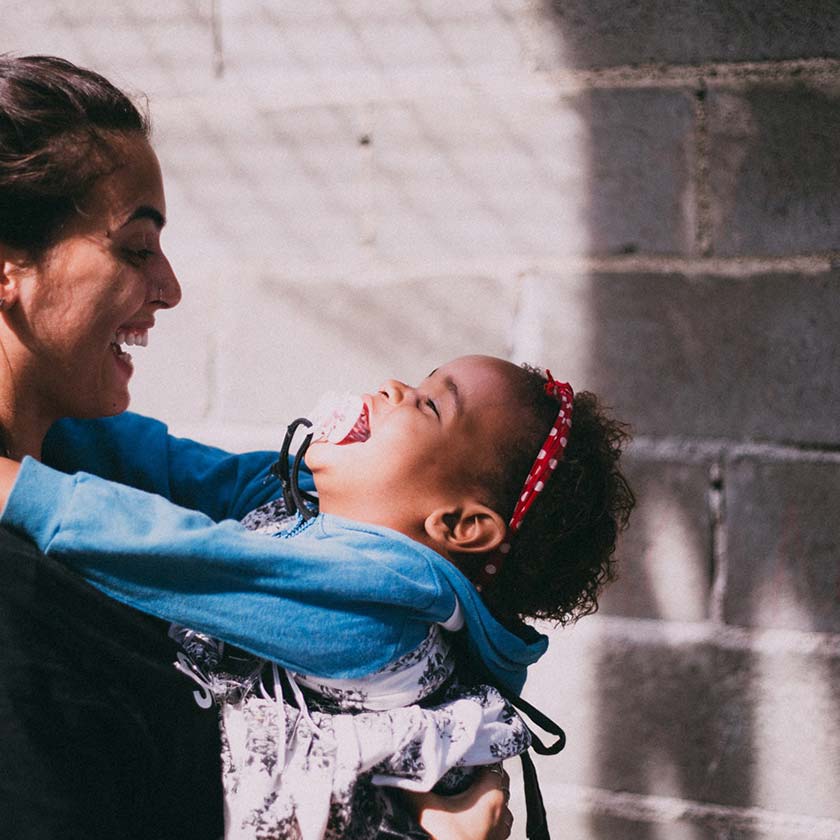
<box><xmin>172</xmin><ymin>498</ymin><xmax>531</xmax><ymax>840</ymax></box>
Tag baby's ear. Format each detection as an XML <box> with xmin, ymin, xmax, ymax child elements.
<box><xmin>424</xmin><ymin>501</ymin><xmax>507</xmax><ymax>555</ymax></box>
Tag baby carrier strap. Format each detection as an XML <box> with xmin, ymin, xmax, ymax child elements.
<box><xmin>450</xmin><ymin>633</ymin><xmax>565</xmax><ymax>840</ymax></box>
<box><xmin>496</xmin><ymin>686</ymin><xmax>566</xmax><ymax>756</ymax></box>
<box><xmin>494</xmin><ymin>681</ymin><xmax>564</xmax><ymax>840</ymax></box>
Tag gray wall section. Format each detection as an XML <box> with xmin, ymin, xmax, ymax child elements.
<box><xmin>540</xmin><ymin>270</ymin><xmax>840</xmax><ymax>444</ymax></box>
<box><xmin>536</xmin><ymin>0</ymin><xmax>840</xmax><ymax>68</ymax></box>
<box><xmin>706</xmin><ymin>83</ymin><xmax>840</xmax><ymax>256</ymax></box>
<box><xmin>8</xmin><ymin>2</ymin><xmax>840</xmax><ymax>837</ymax></box>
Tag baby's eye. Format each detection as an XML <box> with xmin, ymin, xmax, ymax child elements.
<box><xmin>426</xmin><ymin>398</ymin><xmax>440</xmax><ymax>418</ymax></box>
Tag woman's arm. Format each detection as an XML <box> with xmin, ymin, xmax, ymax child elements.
<box><xmin>0</xmin><ymin>456</ymin><xmax>450</xmax><ymax>679</ymax></box>
<box><xmin>43</xmin><ymin>413</ymin><xmax>308</xmax><ymax>522</ymax></box>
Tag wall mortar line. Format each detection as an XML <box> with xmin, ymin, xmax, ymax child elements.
<box><xmin>250</xmin><ymin>253</ymin><xmax>836</xmax><ymax>287</ymax></box>
<box><xmin>630</xmin><ymin>436</ymin><xmax>840</xmax><ymax>463</ymax></box>
<box><xmin>542</xmin><ymin>56</ymin><xmax>840</xmax><ymax>91</ymax></box>
<box><xmin>708</xmin><ymin>460</ymin><xmax>727</xmax><ymax>623</ymax></box>
<box><xmin>692</xmin><ymin>86</ymin><xmax>713</xmax><ymax>257</ymax></box>
<box><xmin>540</xmin><ymin>781</ymin><xmax>840</xmax><ymax>838</ymax></box>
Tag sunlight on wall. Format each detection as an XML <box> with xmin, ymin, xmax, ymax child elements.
<box><xmin>643</xmin><ymin>495</ymin><xmax>708</xmax><ymax>621</ymax></box>
<box><xmin>754</xmin><ymin>622</ymin><xmax>840</xmax><ymax>816</ymax></box>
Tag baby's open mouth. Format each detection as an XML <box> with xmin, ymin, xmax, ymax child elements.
<box><xmin>340</xmin><ymin>402</ymin><xmax>370</xmax><ymax>444</ymax></box>
<box><xmin>309</xmin><ymin>393</ymin><xmax>371</xmax><ymax>445</ymax></box>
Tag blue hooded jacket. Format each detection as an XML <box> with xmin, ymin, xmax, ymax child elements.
<box><xmin>2</xmin><ymin>413</ymin><xmax>548</xmax><ymax>693</ymax></box>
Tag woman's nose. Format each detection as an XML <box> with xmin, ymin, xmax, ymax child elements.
<box><xmin>151</xmin><ymin>255</ymin><xmax>182</xmax><ymax>310</ymax></box>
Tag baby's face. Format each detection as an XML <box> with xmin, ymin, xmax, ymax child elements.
<box><xmin>305</xmin><ymin>355</ymin><xmax>524</xmax><ymax>533</ymax></box>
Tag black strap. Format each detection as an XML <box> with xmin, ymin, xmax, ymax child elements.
<box><xmin>496</xmin><ymin>689</ymin><xmax>566</xmax><ymax>755</ymax></box>
<box><xmin>449</xmin><ymin>632</ymin><xmax>564</xmax><ymax>838</ymax></box>
<box><xmin>499</xmin><ymin>686</ymin><xmax>562</xmax><ymax>838</ymax></box>
<box><xmin>270</xmin><ymin>418</ymin><xmax>318</xmax><ymax>520</ymax></box>
<box><xmin>521</xmin><ymin>750</ymin><xmax>551</xmax><ymax>840</ymax></box>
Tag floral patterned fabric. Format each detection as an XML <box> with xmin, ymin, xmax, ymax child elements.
<box><xmin>170</xmin><ymin>500</ymin><xmax>531</xmax><ymax>840</ymax></box>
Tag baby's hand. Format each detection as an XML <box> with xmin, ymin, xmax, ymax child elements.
<box><xmin>408</xmin><ymin>764</ymin><xmax>513</xmax><ymax>840</ymax></box>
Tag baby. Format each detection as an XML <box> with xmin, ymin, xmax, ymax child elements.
<box><xmin>0</xmin><ymin>354</ymin><xmax>634</xmax><ymax>839</ymax></box>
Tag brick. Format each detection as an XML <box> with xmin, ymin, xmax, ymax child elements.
<box><xmin>599</xmin><ymin>453</ymin><xmax>713</xmax><ymax>622</ymax></box>
<box><xmin>369</xmin><ymin>95</ymin><xmax>591</xmax><ymax>261</ymax></box>
<box><xmin>160</xmin><ymin>88</ymin><xmax>692</xmax><ymax>265</ymax></box>
<box><xmin>533</xmin><ymin>270</ymin><xmax>840</xmax><ymax>446</ymax></box>
<box><xmin>575</xmin><ymin>814</ymin><xmax>717</xmax><ymax>840</ymax></box>
<box><xmin>528</xmin><ymin>1</ymin><xmax>840</xmax><ymax>69</ymax></box>
<box><xmin>577</xmin><ymin>89</ymin><xmax>696</xmax><ymax>256</ymax></box>
<box><xmin>512</xmin><ymin>798</ymin><xmax>722</xmax><ymax>840</ymax></box>
<box><xmin>525</xmin><ymin>621</ymin><xmax>840</xmax><ymax>818</ymax></box>
<box><xmin>214</xmin><ymin>275</ymin><xmax>517</xmax><ymax>426</ymax></box>
<box><xmin>723</xmin><ymin>456</ymin><xmax>840</xmax><ymax>633</ymax></box>
<box><xmin>707</xmin><ymin>83</ymin><xmax>840</xmax><ymax>256</ymax></box>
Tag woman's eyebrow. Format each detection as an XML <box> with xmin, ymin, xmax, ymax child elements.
<box><xmin>121</xmin><ymin>205</ymin><xmax>166</xmax><ymax>229</ymax></box>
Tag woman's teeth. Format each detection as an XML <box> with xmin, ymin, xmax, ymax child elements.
<box><xmin>114</xmin><ymin>330</ymin><xmax>149</xmax><ymax>347</ymax></box>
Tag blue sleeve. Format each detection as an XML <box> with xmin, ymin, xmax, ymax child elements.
<box><xmin>1</xmin><ymin>458</ymin><xmax>439</xmax><ymax>679</ymax></box>
<box><xmin>43</xmin><ymin>413</ymin><xmax>313</xmax><ymax>523</ymax></box>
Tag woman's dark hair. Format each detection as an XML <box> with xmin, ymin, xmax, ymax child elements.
<box><xmin>0</xmin><ymin>54</ymin><xmax>148</xmax><ymax>255</ymax></box>
<box><xmin>468</xmin><ymin>365</ymin><xmax>635</xmax><ymax>628</ymax></box>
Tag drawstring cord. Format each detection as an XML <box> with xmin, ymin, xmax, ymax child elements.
<box><xmin>256</xmin><ymin>660</ymin><xmax>324</xmax><ymax>771</ymax></box>
<box><xmin>271</xmin><ymin>418</ymin><xmax>318</xmax><ymax>520</ymax></box>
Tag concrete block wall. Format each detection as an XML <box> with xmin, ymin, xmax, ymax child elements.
<box><xmin>521</xmin><ymin>4</ymin><xmax>840</xmax><ymax>838</ymax></box>
<box><xmin>5</xmin><ymin>2</ymin><xmax>840</xmax><ymax>837</ymax></box>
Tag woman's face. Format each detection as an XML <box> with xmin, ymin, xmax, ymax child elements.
<box><xmin>17</xmin><ymin>133</ymin><xmax>181</xmax><ymax>419</ymax></box>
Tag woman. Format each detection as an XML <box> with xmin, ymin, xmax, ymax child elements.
<box><xmin>0</xmin><ymin>55</ymin><xmax>512</xmax><ymax>839</ymax></box>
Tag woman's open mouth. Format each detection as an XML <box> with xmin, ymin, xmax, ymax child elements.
<box><xmin>109</xmin><ymin>328</ymin><xmax>150</xmax><ymax>369</ymax></box>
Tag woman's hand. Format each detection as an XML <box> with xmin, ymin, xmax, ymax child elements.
<box><xmin>0</xmin><ymin>457</ymin><xmax>20</xmax><ymax>511</ymax></box>
<box><xmin>407</xmin><ymin>765</ymin><xmax>513</xmax><ymax>840</ymax></box>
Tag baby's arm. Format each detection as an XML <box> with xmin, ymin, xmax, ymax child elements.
<box><xmin>43</xmin><ymin>413</ymin><xmax>305</xmax><ymax>522</ymax></box>
<box><xmin>0</xmin><ymin>457</ymin><xmax>450</xmax><ymax>679</ymax></box>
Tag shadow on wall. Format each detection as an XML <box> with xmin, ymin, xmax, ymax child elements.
<box><xmin>540</xmin><ymin>1</ymin><xmax>840</xmax><ymax>837</ymax></box>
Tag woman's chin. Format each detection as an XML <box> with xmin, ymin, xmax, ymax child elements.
<box><xmin>96</xmin><ymin>383</ymin><xmax>131</xmax><ymax>418</ymax></box>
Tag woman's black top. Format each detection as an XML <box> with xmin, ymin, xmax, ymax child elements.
<box><xmin>0</xmin><ymin>527</ymin><xmax>224</xmax><ymax>840</ymax></box>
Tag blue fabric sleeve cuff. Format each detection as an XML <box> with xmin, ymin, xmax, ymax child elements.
<box><xmin>0</xmin><ymin>456</ymin><xmax>77</xmax><ymax>551</ymax></box>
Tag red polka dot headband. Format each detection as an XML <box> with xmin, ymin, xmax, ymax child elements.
<box><xmin>477</xmin><ymin>371</ymin><xmax>574</xmax><ymax>590</ymax></box>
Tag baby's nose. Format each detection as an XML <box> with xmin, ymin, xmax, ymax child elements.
<box><xmin>379</xmin><ymin>379</ymin><xmax>411</xmax><ymax>404</ymax></box>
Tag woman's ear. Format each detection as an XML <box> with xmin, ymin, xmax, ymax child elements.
<box><xmin>0</xmin><ymin>246</ymin><xmax>28</xmax><ymax>310</ymax></box>
<box><xmin>424</xmin><ymin>501</ymin><xmax>507</xmax><ymax>555</ymax></box>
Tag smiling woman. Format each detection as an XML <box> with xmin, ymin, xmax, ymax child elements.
<box><xmin>0</xmin><ymin>54</ymin><xmax>218</xmax><ymax>839</ymax></box>
<box><xmin>0</xmin><ymin>65</ymin><xmax>181</xmax><ymax>457</ymax></box>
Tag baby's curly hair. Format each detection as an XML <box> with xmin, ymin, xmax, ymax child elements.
<box><xmin>464</xmin><ymin>365</ymin><xmax>635</xmax><ymax>628</ymax></box>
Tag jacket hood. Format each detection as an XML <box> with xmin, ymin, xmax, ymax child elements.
<box><xmin>432</xmin><ymin>559</ymin><xmax>547</xmax><ymax>695</ymax></box>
